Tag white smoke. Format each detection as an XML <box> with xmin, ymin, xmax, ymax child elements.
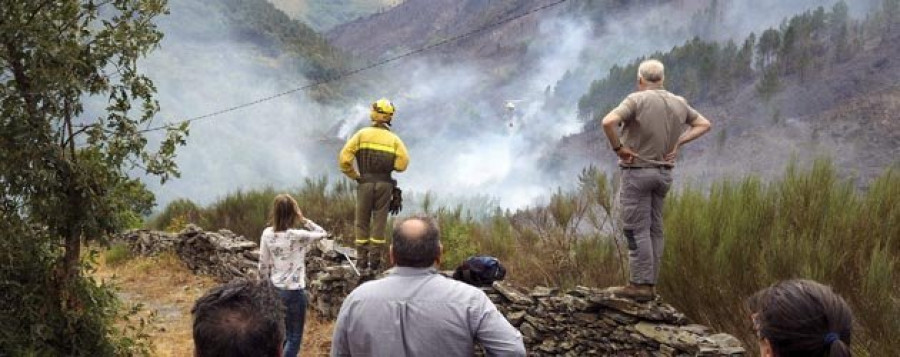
<box><xmin>137</xmin><ymin>0</ymin><xmax>864</xmax><ymax>210</ymax></box>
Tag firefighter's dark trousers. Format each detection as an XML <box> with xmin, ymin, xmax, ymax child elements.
<box><xmin>355</xmin><ymin>181</ymin><xmax>393</xmax><ymax>272</ymax></box>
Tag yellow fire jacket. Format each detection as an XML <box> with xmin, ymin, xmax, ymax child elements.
<box><xmin>338</xmin><ymin>125</ymin><xmax>409</xmax><ymax>181</ymax></box>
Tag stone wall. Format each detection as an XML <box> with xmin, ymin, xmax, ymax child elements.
<box><xmin>118</xmin><ymin>225</ymin><xmax>259</xmax><ymax>282</ymax></box>
<box><xmin>116</xmin><ymin>226</ymin><xmax>745</xmax><ymax>356</ymax></box>
<box><xmin>485</xmin><ymin>283</ymin><xmax>744</xmax><ymax>356</ymax></box>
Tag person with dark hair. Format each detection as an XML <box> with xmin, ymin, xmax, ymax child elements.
<box><xmin>192</xmin><ymin>279</ymin><xmax>285</xmax><ymax>357</ymax></box>
<box><xmin>331</xmin><ymin>215</ymin><xmax>526</xmax><ymax>356</ymax></box>
<box><xmin>258</xmin><ymin>194</ymin><xmax>329</xmax><ymax>357</ymax></box>
<box><xmin>748</xmin><ymin>279</ymin><xmax>854</xmax><ymax>357</ymax></box>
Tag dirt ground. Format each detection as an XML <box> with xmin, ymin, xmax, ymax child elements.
<box><xmin>92</xmin><ymin>250</ymin><xmax>335</xmax><ymax>356</ymax></box>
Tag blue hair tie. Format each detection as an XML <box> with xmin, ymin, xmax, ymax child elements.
<box><xmin>824</xmin><ymin>332</ymin><xmax>840</xmax><ymax>345</ymax></box>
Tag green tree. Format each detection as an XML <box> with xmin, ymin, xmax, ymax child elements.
<box><xmin>737</xmin><ymin>33</ymin><xmax>756</xmax><ymax>81</ymax></box>
<box><xmin>830</xmin><ymin>1</ymin><xmax>851</xmax><ymax>62</ymax></box>
<box><xmin>757</xmin><ymin>29</ymin><xmax>781</xmax><ymax>70</ymax></box>
<box><xmin>1</xmin><ymin>0</ymin><xmax>185</xmax><ymax>353</ymax></box>
<box><xmin>885</xmin><ymin>0</ymin><xmax>900</xmax><ymax>34</ymax></box>
<box><xmin>757</xmin><ymin>67</ymin><xmax>780</xmax><ymax>101</ymax></box>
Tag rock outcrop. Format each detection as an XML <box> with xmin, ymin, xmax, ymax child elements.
<box><xmin>116</xmin><ymin>226</ymin><xmax>745</xmax><ymax>356</ymax></box>
<box><xmin>485</xmin><ymin>282</ymin><xmax>744</xmax><ymax>356</ymax></box>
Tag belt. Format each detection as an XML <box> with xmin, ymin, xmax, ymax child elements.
<box><xmin>620</xmin><ymin>166</ymin><xmax>673</xmax><ymax>170</ymax></box>
<box><xmin>359</xmin><ymin>173</ymin><xmax>394</xmax><ymax>184</ymax></box>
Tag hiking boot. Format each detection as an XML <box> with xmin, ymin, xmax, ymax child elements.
<box><xmin>355</xmin><ymin>259</ymin><xmax>368</xmax><ymax>274</ymax></box>
<box><xmin>369</xmin><ymin>258</ymin><xmax>382</xmax><ymax>275</ymax></box>
<box><xmin>609</xmin><ymin>284</ymin><xmax>655</xmax><ymax>302</ymax></box>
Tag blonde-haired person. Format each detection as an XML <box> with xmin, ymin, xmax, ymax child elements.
<box><xmin>748</xmin><ymin>279</ymin><xmax>853</xmax><ymax>357</ymax></box>
<box><xmin>258</xmin><ymin>194</ymin><xmax>328</xmax><ymax>357</ymax></box>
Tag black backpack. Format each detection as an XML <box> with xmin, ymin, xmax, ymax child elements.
<box><xmin>452</xmin><ymin>256</ymin><xmax>506</xmax><ymax>286</ymax></box>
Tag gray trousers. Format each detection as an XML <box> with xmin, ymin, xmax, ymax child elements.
<box><xmin>620</xmin><ymin>168</ymin><xmax>673</xmax><ymax>285</ymax></box>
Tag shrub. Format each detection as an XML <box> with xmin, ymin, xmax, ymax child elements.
<box><xmin>104</xmin><ymin>243</ymin><xmax>132</xmax><ymax>267</ymax></box>
<box><xmin>144</xmin><ymin>163</ymin><xmax>899</xmax><ymax>354</ymax></box>
<box><xmin>149</xmin><ymin>198</ymin><xmax>203</xmax><ymax>232</ymax></box>
<box><xmin>0</xmin><ymin>227</ymin><xmax>152</xmax><ymax>356</ymax></box>
<box><xmin>660</xmin><ymin>160</ymin><xmax>899</xmax><ymax>355</ymax></box>
<box><xmin>149</xmin><ymin>177</ymin><xmax>357</xmax><ymax>243</ymax></box>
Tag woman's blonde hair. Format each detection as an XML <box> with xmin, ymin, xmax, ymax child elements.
<box><xmin>270</xmin><ymin>194</ymin><xmax>302</xmax><ymax>232</ymax></box>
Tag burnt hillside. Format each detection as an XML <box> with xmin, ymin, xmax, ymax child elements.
<box><xmin>553</xmin><ymin>11</ymin><xmax>900</xmax><ymax>186</ymax></box>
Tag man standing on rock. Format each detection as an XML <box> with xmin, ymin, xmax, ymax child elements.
<box><xmin>339</xmin><ymin>98</ymin><xmax>409</xmax><ymax>276</ymax></box>
<box><xmin>331</xmin><ymin>216</ymin><xmax>526</xmax><ymax>356</ymax></box>
<box><xmin>601</xmin><ymin>59</ymin><xmax>711</xmax><ymax>302</ymax></box>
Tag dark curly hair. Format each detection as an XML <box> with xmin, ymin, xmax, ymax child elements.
<box><xmin>192</xmin><ymin>279</ymin><xmax>285</xmax><ymax>357</ymax></box>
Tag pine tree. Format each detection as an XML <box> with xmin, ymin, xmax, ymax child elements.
<box><xmin>831</xmin><ymin>1</ymin><xmax>851</xmax><ymax>62</ymax></box>
<box><xmin>885</xmin><ymin>0</ymin><xmax>900</xmax><ymax>35</ymax></box>
<box><xmin>757</xmin><ymin>29</ymin><xmax>781</xmax><ymax>70</ymax></box>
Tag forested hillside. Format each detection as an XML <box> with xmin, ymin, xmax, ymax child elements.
<box><xmin>555</xmin><ymin>0</ymin><xmax>900</xmax><ymax>186</ymax></box>
<box><xmin>327</xmin><ymin>0</ymin><xmax>550</xmax><ymax>69</ymax></box>
<box><xmin>576</xmin><ymin>1</ymin><xmax>865</xmax><ymax>120</ymax></box>
<box><xmin>205</xmin><ymin>0</ymin><xmax>347</xmax><ymax>86</ymax></box>
<box><xmin>268</xmin><ymin>0</ymin><xmax>401</xmax><ymax>31</ymax></box>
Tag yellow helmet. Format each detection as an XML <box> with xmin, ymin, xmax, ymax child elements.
<box><xmin>370</xmin><ymin>98</ymin><xmax>395</xmax><ymax>123</ymax></box>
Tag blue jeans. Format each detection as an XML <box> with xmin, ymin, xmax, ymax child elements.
<box><xmin>278</xmin><ymin>288</ymin><xmax>307</xmax><ymax>357</ymax></box>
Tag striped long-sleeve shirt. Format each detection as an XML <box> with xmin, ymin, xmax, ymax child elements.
<box><xmin>258</xmin><ymin>220</ymin><xmax>328</xmax><ymax>290</ymax></box>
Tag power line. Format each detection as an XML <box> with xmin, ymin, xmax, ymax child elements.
<box><xmin>139</xmin><ymin>0</ymin><xmax>569</xmax><ymax>133</ymax></box>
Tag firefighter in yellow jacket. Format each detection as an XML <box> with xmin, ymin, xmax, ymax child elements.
<box><xmin>339</xmin><ymin>98</ymin><xmax>409</xmax><ymax>274</ymax></box>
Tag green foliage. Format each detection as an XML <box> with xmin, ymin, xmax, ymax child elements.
<box><xmin>104</xmin><ymin>243</ymin><xmax>133</xmax><ymax>267</ymax></box>
<box><xmin>148</xmin><ymin>198</ymin><xmax>202</xmax><ymax>233</ymax></box>
<box><xmin>756</xmin><ymin>67</ymin><xmax>780</xmax><ymax>101</ymax></box>
<box><xmin>1</xmin><ymin>0</ymin><xmax>183</xmax><ymax>353</ymax></box>
<box><xmin>151</xmin><ymin>163</ymin><xmax>899</xmax><ymax>354</ymax></box>
<box><xmin>577</xmin><ymin>1</ymin><xmax>866</xmax><ymax>119</ymax></box>
<box><xmin>757</xmin><ymin>29</ymin><xmax>781</xmax><ymax>69</ymax></box>
<box><xmin>150</xmin><ymin>177</ymin><xmax>356</xmax><ymax>243</ymax></box>
<box><xmin>201</xmin><ymin>187</ymin><xmax>276</xmax><ymax>242</ymax></box>
<box><xmin>0</xmin><ymin>225</ymin><xmax>152</xmax><ymax>356</ymax></box>
<box><xmin>204</xmin><ymin>0</ymin><xmax>348</xmax><ymax>100</ymax></box>
<box><xmin>885</xmin><ymin>0</ymin><xmax>900</xmax><ymax>33</ymax></box>
<box><xmin>435</xmin><ymin>206</ymin><xmax>479</xmax><ymax>270</ymax></box>
<box><xmin>660</xmin><ymin>160</ymin><xmax>900</xmax><ymax>355</ymax></box>
<box><xmin>286</xmin><ymin>0</ymin><xmax>398</xmax><ymax>32</ymax></box>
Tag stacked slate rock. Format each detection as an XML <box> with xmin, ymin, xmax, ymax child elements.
<box><xmin>173</xmin><ymin>225</ymin><xmax>260</xmax><ymax>282</ymax></box>
<box><xmin>305</xmin><ymin>244</ymin><xmax>360</xmax><ymax>320</ymax></box>
<box><xmin>116</xmin><ymin>229</ymin><xmax>178</xmax><ymax>256</ymax></box>
<box><xmin>487</xmin><ymin>282</ymin><xmax>745</xmax><ymax>356</ymax></box>
<box><xmin>115</xmin><ymin>226</ymin><xmax>361</xmax><ymax>318</ymax></box>
<box><xmin>116</xmin><ymin>228</ymin><xmax>746</xmax><ymax>355</ymax></box>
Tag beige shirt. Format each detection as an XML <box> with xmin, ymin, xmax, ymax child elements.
<box><xmin>612</xmin><ymin>88</ymin><xmax>699</xmax><ymax>167</ymax></box>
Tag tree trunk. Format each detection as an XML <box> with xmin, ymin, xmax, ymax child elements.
<box><xmin>61</xmin><ymin>101</ymin><xmax>81</xmax><ymax>284</ymax></box>
<box><xmin>63</xmin><ymin>225</ymin><xmax>81</xmax><ymax>282</ymax></box>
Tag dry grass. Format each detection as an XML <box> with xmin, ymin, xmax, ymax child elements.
<box><xmin>303</xmin><ymin>315</ymin><xmax>336</xmax><ymax>355</ymax></box>
<box><xmin>92</xmin><ymin>249</ymin><xmax>336</xmax><ymax>356</ymax></box>
<box><xmin>93</xmin><ymin>250</ymin><xmax>216</xmax><ymax>356</ymax></box>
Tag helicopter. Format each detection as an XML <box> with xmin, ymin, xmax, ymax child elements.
<box><xmin>503</xmin><ymin>99</ymin><xmax>525</xmax><ymax>132</ymax></box>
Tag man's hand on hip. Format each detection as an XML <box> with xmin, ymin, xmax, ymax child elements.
<box><xmin>617</xmin><ymin>147</ymin><xmax>636</xmax><ymax>165</ymax></box>
<box><xmin>664</xmin><ymin>145</ymin><xmax>679</xmax><ymax>162</ymax></box>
